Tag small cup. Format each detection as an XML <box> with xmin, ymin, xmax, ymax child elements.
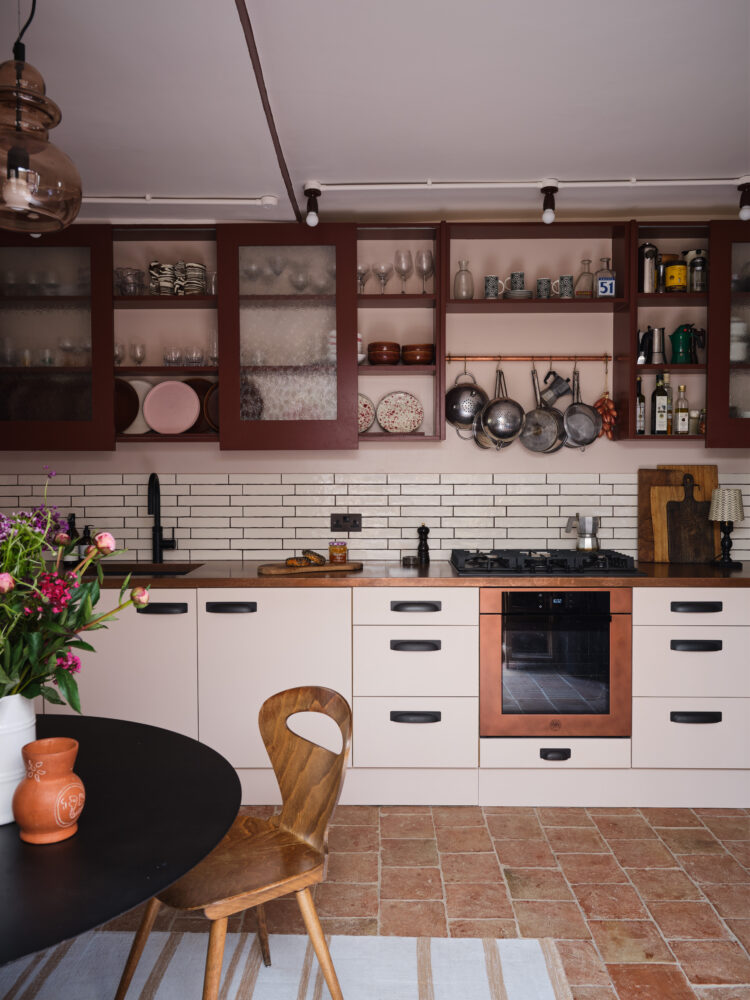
<box><xmin>484</xmin><ymin>275</ymin><xmax>499</xmax><ymax>299</ymax></box>
<box><xmin>554</xmin><ymin>275</ymin><xmax>574</xmax><ymax>299</ymax></box>
<box><xmin>508</xmin><ymin>271</ymin><xmax>525</xmax><ymax>290</ymax></box>
<box><xmin>536</xmin><ymin>277</ymin><xmax>551</xmax><ymax>299</ymax></box>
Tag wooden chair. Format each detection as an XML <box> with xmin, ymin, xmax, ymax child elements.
<box><xmin>114</xmin><ymin>686</ymin><xmax>352</xmax><ymax>1000</ymax></box>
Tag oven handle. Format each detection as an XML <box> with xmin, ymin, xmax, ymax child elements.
<box><xmin>539</xmin><ymin>748</ymin><xmax>572</xmax><ymax>762</ymax></box>
<box><xmin>390</xmin><ymin>710</ymin><xmax>442</xmax><ymax>724</ymax></box>
<box><xmin>669</xmin><ymin>639</ymin><xmax>723</xmax><ymax>652</ymax></box>
<box><xmin>502</xmin><ymin>613</ymin><xmax>613</xmax><ymax>629</ymax></box>
<box><xmin>390</xmin><ymin>601</ymin><xmax>442</xmax><ymax>613</ymax></box>
<box><xmin>670</xmin><ymin>601</ymin><xmax>723</xmax><ymax>614</ymax></box>
<box><xmin>670</xmin><ymin>711</ymin><xmax>723</xmax><ymax>725</ymax></box>
<box><xmin>389</xmin><ymin>640</ymin><xmax>442</xmax><ymax>652</ymax></box>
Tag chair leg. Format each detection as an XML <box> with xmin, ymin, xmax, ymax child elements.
<box><xmin>114</xmin><ymin>897</ymin><xmax>162</xmax><ymax>1000</ymax></box>
<box><xmin>296</xmin><ymin>887</ymin><xmax>343</xmax><ymax>1000</ymax></box>
<box><xmin>202</xmin><ymin>917</ymin><xmax>228</xmax><ymax>1000</ymax></box>
<box><xmin>255</xmin><ymin>904</ymin><xmax>271</xmax><ymax>966</ymax></box>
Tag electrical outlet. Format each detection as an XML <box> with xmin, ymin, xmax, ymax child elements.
<box><xmin>330</xmin><ymin>513</ymin><xmax>362</xmax><ymax>532</ymax></box>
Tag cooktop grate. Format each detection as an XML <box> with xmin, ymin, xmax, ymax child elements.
<box><xmin>450</xmin><ymin>548</ymin><xmax>639</xmax><ymax>576</ymax></box>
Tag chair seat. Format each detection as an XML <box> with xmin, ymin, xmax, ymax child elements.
<box><xmin>158</xmin><ymin>815</ymin><xmax>324</xmax><ymax>915</ymax></box>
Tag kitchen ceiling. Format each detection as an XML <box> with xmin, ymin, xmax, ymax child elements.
<box><xmin>2</xmin><ymin>0</ymin><xmax>748</xmax><ymax>224</ymax></box>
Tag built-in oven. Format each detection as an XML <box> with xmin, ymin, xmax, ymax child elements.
<box><xmin>480</xmin><ymin>588</ymin><xmax>632</xmax><ymax>738</ymax></box>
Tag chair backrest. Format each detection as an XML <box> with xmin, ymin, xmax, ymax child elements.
<box><xmin>258</xmin><ymin>686</ymin><xmax>352</xmax><ymax>854</ymax></box>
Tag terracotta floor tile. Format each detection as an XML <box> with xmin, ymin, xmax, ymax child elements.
<box><xmin>556</xmin><ymin>940</ymin><xmax>611</xmax><ymax>985</ymax></box>
<box><xmin>609</xmin><ymin>839</ymin><xmax>677</xmax><ymax>868</ymax></box>
<box><xmin>570</xmin><ymin>988</ymin><xmax>618</xmax><ymax>1000</ymax></box>
<box><xmin>504</xmin><ymin>868</ymin><xmax>574</xmax><ymax>900</ymax></box>
<box><xmin>514</xmin><ymin>900</ymin><xmax>591</xmax><ymax>939</ymax></box>
<box><xmin>588</xmin><ymin>807</ymin><xmax>640</xmax><ymax>815</ymax></box>
<box><xmin>486</xmin><ymin>812</ymin><xmax>545</xmax><ymax>839</ymax></box>
<box><xmin>546</xmin><ymin>827</ymin><xmax>609</xmax><ymax>853</ymax></box>
<box><xmin>326</xmin><ymin>851</ymin><xmax>378</xmax><ymax>883</ymax></box>
<box><xmin>431</xmin><ymin>806</ymin><xmax>485</xmax><ymax>827</ymax></box>
<box><xmin>381</xmin><ymin>837</ymin><xmax>438</xmax><ymax>867</ymax></box>
<box><xmin>557</xmin><ymin>854</ymin><xmax>628</xmax><ymax>884</ymax></box>
<box><xmin>694</xmin><ymin>988</ymin><xmax>750</xmax><ymax>1000</ymax></box>
<box><xmin>659</xmin><ymin>828</ymin><xmax>726</xmax><ymax>856</ymax></box>
<box><xmin>648</xmin><ymin>901</ymin><xmax>731</xmax><ymax>940</ymax></box>
<box><xmin>494</xmin><ymin>838</ymin><xmax>558</xmax><ymax>868</ymax></box>
<box><xmin>327</xmin><ymin>825</ymin><xmax>379</xmax><ymax>853</ymax></box>
<box><xmin>444</xmin><ymin>882</ymin><xmax>514</xmax><ymax>918</ymax></box>
<box><xmin>380</xmin><ymin>900</ymin><xmax>447</xmax><ymax>937</ymax></box>
<box><xmin>314</xmin><ymin>882</ymin><xmax>379</xmax><ymax>918</ymax></box>
<box><xmin>702</xmin><ymin>885</ymin><xmax>750</xmax><ymax>919</ymax></box>
<box><xmin>589</xmin><ymin>920</ymin><xmax>673</xmax><ymax>964</ymax></box>
<box><xmin>607</xmin><ymin>963</ymin><xmax>696</xmax><ymax>1000</ymax></box>
<box><xmin>448</xmin><ymin>918</ymin><xmax>518</xmax><ymax>938</ymax></box>
<box><xmin>171</xmin><ymin>914</ymin><xmax>243</xmax><ymax>933</ymax></box>
<box><xmin>640</xmin><ymin>808</ymin><xmax>701</xmax><ymax>828</ymax></box>
<box><xmin>441</xmin><ymin>852</ymin><xmax>502</xmax><ymax>883</ymax></box>
<box><xmin>262</xmin><ymin>898</ymin><xmax>307</xmax><ymax>933</ymax></box>
<box><xmin>726</xmin><ymin>918</ymin><xmax>750</xmax><ymax>952</ymax></box>
<box><xmin>670</xmin><ymin>940</ymin><xmax>750</xmax><ymax>984</ymax></box>
<box><xmin>380</xmin><ymin>866</ymin><xmax>443</xmax><ymax>901</ymax></box>
<box><xmin>379</xmin><ymin>804</ymin><xmax>432</xmax><ymax>814</ymax></box>
<box><xmin>727</xmin><ymin>843</ymin><xmax>750</xmax><ymax>868</ymax></box>
<box><xmin>435</xmin><ymin>826</ymin><xmax>493</xmax><ymax>853</ymax></box>
<box><xmin>319</xmin><ymin>917</ymin><xmax>377</xmax><ymax>935</ymax></box>
<box><xmin>627</xmin><ymin>868</ymin><xmax>702</xmax><ymax>901</ymax></box>
<box><xmin>574</xmin><ymin>884</ymin><xmax>649</xmax><ymax>920</ymax></box>
<box><xmin>103</xmin><ymin>902</ymin><xmax>174</xmax><ymax>932</ymax></box>
<box><xmin>379</xmin><ymin>813</ymin><xmax>435</xmax><ymax>838</ymax></box>
<box><xmin>682</xmin><ymin>855</ymin><xmax>750</xmax><ymax>884</ymax></box>
<box><xmin>694</xmin><ymin>808</ymin><xmax>749</xmax><ymax>817</ymax></box>
<box><xmin>483</xmin><ymin>806</ymin><xmax>537</xmax><ymax>815</ymax></box>
<box><xmin>538</xmin><ymin>807</ymin><xmax>594</xmax><ymax>827</ymax></box>
<box><xmin>702</xmin><ymin>817</ymin><xmax>750</xmax><ymax>841</ymax></box>
<box><xmin>238</xmin><ymin>804</ymin><xmax>277</xmax><ymax>819</ymax></box>
<box><xmin>593</xmin><ymin>815</ymin><xmax>657</xmax><ymax>840</ymax></box>
<box><xmin>331</xmin><ymin>805</ymin><xmax>380</xmax><ymax>826</ymax></box>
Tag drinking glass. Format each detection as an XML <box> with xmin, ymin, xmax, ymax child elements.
<box><xmin>357</xmin><ymin>264</ymin><xmax>371</xmax><ymax>294</ymax></box>
<box><xmin>113</xmin><ymin>342</ymin><xmax>125</xmax><ymax>365</ymax></box>
<box><xmin>373</xmin><ymin>262</ymin><xmax>393</xmax><ymax>294</ymax></box>
<box><xmin>207</xmin><ymin>330</ymin><xmax>219</xmax><ymax>366</ymax></box>
<box><xmin>267</xmin><ymin>253</ymin><xmax>286</xmax><ymax>276</ymax></box>
<box><xmin>289</xmin><ymin>270</ymin><xmax>309</xmax><ymax>292</ymax></box>
<box><xmin>184</xmin><ymin>347</ymin><xmax>205</xmax><ymax>366</ymax></box>
<box><xmin>394</xmin><ymin>250</ymin><xmax>413</xmax><ymax>293</ymax></box>
<box><xmin>414</xmin><ymin>250</ymin><xmax>434</xmax><ymax>293</ymax></box>
<box><xmin>129</xmin><ymin>343</ymin><xmax>146</xmax><ymax>365</ymax></box>
<box><xmin>163</xmin><ymin>346</ymin><xmax>182</xmax><ymax>366</ymax></box>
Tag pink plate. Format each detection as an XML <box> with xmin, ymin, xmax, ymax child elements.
<box><xmin>142</xmin><ymin>381</ymin><xmax>201</xmax><ymax>435</ymax></box>
<box><xmin>376</xmin><ymin>391</ymin><xmax>424</xmax><ymax>434</ymax></box>
<box><xmin>358</xmin><ymin>393</ymin><xmax>375</xmax><ymax>433</ymax></box>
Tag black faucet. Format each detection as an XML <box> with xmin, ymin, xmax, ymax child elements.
<box><xmin>147</xmin><ymin>473</ymin><xmax>176</xmax><ymax>564</ymax></box>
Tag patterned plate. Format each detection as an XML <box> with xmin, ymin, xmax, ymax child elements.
<box><xmin>376</xmin><ymin>391</ymin><xmax>424</xmax><ymax>434</ymax></box>
<box><xmin>358</xmin><ymin>393</ymin><xmax>375</xmax><ymax>433</ymax></box>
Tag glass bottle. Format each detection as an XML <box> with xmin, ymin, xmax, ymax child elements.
<box><xmin>594</xmin><ymin>257</ymin><xmax>615</xmax><ymax>298</ymax></box>
<box><xmin>663</xmin><ymin>372</ymin><xmax>673</xmax><ymax>434</ymax></box>
<box><xmin>699</xmin><ymin>408</ymin><xmax>707</xmax><ymax>435</ymax></box>
<box><xmin>453</xmin><ymin>260</ymin><xmax>474</xmax><ymax>300</ymax></box>
<box><xmin>574</xmin><ymin>259</ymin><xmax>594</xmax><ymax>298</ymax></box>
<box><xmin>635</xmin><ymin>376</ymin><xmax>646</xmax><ymax>435</ymax></box>
<box><xmin>674</xmin><ymin>384</ymin><xmax>690</xmax><ymax>435</ymax></box>
<box><xmin>651</xmin><ymin>372</ymin><xmax>668</xmax><ymax>435</ymax></box>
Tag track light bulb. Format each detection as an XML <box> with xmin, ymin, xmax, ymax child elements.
<box><xmin>541</xmin><ymin>184</ymin><xmax>558</xmax><ymax>225</ymax></box>
<box><xmin>739</xmin><ymin>183</ymin><xmax>750</xmax><ymax>221</ymax></box>
<box><xmin>304</xmin><ymin>184</ymin><xmax>321</xmax><ymax>228</ymax></box>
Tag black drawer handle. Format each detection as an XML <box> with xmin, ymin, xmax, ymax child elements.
<box><xmin>136</xmin><ymin>602</ymin><xmax>188</xmax><ymax>615</ymax></box>
<box><xmin>670</xmin><ymin>711</ymin><xmax>723</xmax><ymax>724</ymax></box>
<box><xmin>389</xmin><ymin>640</ymin><xmax>442</xmax><ymax>652</ymax></box>
<box><xmin>670</xmin><ymin>601</ymin><xmax>723</xmax><ymax>614</ymax></box>
<box><xmin>539</xmin><ymin>748</ymin><xmax>571</xmax><ymax>761</ymax></box>
<box><xmin>390</xmin><ymin>601</ymin><xmax>442</xmax><ymax>613</ymax></box>
<box><xmin>670</xmin><ymin>639</ymin><xmax>723</xmax><ymax>652</ymax></box>
<box><xmin>205</xmin><ymin>602</ymin><xmax>257</xmax><ymax>614</ymax></box>
<box><xmin>389</xmin><ymin>711</ymin><xmax>442</xmax><ymax>724</ymax></box>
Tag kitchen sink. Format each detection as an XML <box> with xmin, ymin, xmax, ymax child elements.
<box><xmin>99</xmin><ymin>561</ymin><xmax>203</xmax><ymax>578</ymax></box>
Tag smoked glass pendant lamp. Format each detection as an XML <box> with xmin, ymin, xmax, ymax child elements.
<box><xmin>0</xmin><ymin>1</ymin><xmax>81</xmax><ymax>233</ymax></box>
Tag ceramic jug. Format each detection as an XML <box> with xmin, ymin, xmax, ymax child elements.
<box><xmin>12</xmin><ymin>737</ymin><xmax>85</xmax><ymax>844</ymax></box>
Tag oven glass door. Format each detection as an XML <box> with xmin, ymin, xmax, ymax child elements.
<box><xmin>502</xmin><ymin>612</ymin><xmax>611</xmax><ymax>715</ymax></box>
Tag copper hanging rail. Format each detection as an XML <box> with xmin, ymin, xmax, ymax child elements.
<box><xmin>446</xmin><ymin>353</ymin><xmax>612</xmax><ymax>363</ymax></box>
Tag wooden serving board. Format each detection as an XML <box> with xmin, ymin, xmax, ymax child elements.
<box><xmin>257</xmin><ymin>561</ymin><xmax>363</xmax><ymax>576</ymax></box>
<box><xmin>666</xmin><ymin>474</ymin><xmax>715</xmax><ymax>564</ymax></box>
<box><xmin>638</xmin><ymin>468</ymin><xmax>685</xmax><ymax>562</ymax></box>
<box><xmin>657</xmin><ymin>464</ymin><xmax>720</xmax><ymax>558</ymax></box>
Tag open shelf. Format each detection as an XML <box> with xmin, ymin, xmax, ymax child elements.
<box><xmin>114</xmin><ymin>295</ymin><xmax>217</xmax><ymax>309</ymax></box>
<box><xmin>115</xmin><ymin>366</ymin><xmax>218</xmax><ymax>376</ymax></box>
<box><xmin>238</xmin><ymin>294</ymin><xmax>334</xmax><ymax>303</ymax></box>
<box><xmin>0</xmin><ymin>295</ymin><xmax>90</xmax><ymax>305</ymax></box>
<box><xmin>358</xmin><ymin>294</ymin><xmax>436</xmax><ymax>307</ymax></box>
<box><xmin>116</xmin><ymin>431</ymin><xmax>218</xmax><ymax>443</ymax></box>
<box><xmin>358</xmin><ymin>365</ymin><xmax>436</xmax><ymax>376</ymax></box>
<box><xmin>358</xmin><ymin>431</ymin><xmax>438</xmax><ymax>441</ymax></box>
<box><xmin>637</xmin><ymin>292</ymin><xmax>708</xmax><ymax>306</ymax></box>
<box><xmin>447</xmin><ymin>297</ymin><xmax>628</xmax><ymax>314</ymax></box>
<box><xmin>635</xmin><ymin>364</ymin><xmax>706</xmax><ymax>373</ymax></box>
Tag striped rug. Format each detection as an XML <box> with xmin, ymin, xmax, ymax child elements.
<box><xmin>0</xmin><ymin>931</ymin><xmax>572</xmax><ymax>1000</ymax></box>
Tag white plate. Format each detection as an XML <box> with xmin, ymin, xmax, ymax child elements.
<box><xmin>121</xmin><ymin>379</ymin><xmax>154</xmax><ymax>435</ymax></box>
<box><xmin>358</xmin><ymin>393</ymin><xmax>375</xmax><ymax>433</ymax></box>
<box><xmin>376</xmin><ymin>391</ymin><xmax>424</xmax><ymax>434</ymax></box>
<box><xmin>142</xmin><ymin>381</ymin><xmax>201</xmax><ymax>435</ymax></box>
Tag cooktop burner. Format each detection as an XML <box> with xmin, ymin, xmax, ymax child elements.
<box><xmin>450</xmin><ymin>548</ymin><xmax>639</xmax><ymax>576</ymax></box>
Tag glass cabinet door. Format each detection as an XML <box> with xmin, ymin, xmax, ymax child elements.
<box><xmin>0</xmin><ymin>226</ymin><xmax>114</xmax><ymax>450</ymax></box>
<box><xmin>217</xmin><ymin>224</ymin><xmax>357</xmax><ymax>449</ymax></box>
<box><xmin>707</xmin><ymin>222</ymin><xmax>750</xmax><ymax>448</ymax></box>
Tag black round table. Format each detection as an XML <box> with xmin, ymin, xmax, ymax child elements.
<box><xmin>0</xmin><ymin>715</ymin><xmax>241</xmax><ymax>965</ymax></box>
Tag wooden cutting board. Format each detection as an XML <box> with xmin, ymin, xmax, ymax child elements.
<box><xmin>666</xmin><ymin>474</ymin><xmax>715</xmax><ymax>564</ymax></box>
<box><xmin>257</xmin><ymin>561</ymin><xmax>363</xmax><ymax>576</ymax></box>
<box><xmin>638</xmin><ymin>468</ymin><xmax>685</xmax><ymax>562</ymax></box>
<box><xmin>657</xmin><ymin>464</ymin><xmax>720</xmax><ymax>558</ymax></box>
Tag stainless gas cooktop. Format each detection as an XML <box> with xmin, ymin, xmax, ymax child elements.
<box><xmin>450</xmin><ymin>548</ymin><xmax>639</xmax><ymax>576</ymax></box>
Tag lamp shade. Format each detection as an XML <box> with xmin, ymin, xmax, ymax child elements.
<box><xmin>709</xmin><ymin>488</ymin><xmax>745</xmax><ymax>523</ymax></box>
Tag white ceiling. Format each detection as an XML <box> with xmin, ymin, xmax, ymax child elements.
<box><xmin>2</xmin><ymin>0</ymin><xmax>748</xmax><ymax>223</ymax></box>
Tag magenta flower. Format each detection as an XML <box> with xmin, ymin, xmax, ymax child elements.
<box><xmin>0</xmin><ymin>572</ymin><xmax>15</xmax><ymax>593</ymax></box>
<box><xmin>94</xmin><ymin>531</ymin><xmax>116</xmax><ymax>553</ymax></box>
<box><xmin>130</xmin><ymin>586</ymin><xmax>150</xmax><ymax>607</ymax></box>
<box><xmin>54</xmin><ymin>532</ymin><xmax>71</xmax><ymax>546</ymax></box>
<box><xmin>55</xmin><ymin>650</ymin><xmax>81</xmax><ymax>675</ymax></box>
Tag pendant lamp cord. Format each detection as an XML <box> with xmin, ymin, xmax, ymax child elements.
<box><xmin>13</xmin><ymin>0</ymin><xmax>36</xmax><ymax>62</ymax></box>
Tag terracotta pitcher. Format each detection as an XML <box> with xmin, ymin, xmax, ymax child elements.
<box><xmin>12</xmin><ymin>737</ymin><xmax>85</xmax><ymax>844</ymax></box>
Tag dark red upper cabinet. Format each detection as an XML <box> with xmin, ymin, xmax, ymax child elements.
<box><xmin>216</xmin><ymin>224</ymin><xmax>358</xmax><ymax>450</ymax></box>
<box><xmin>707</xmin><ymin>221</ymin><xmax>750</xmax><ymax>448</ymax></box>
<box><xmin>0</xmin><ymin>225</ymin><xmax>114</xmax><ymax>450</ymax></box>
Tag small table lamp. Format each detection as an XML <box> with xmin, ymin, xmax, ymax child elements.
<box><xmin>709</xmin><ymin>488</ymin><xmax>745</xmax><ymax>569</ymax></box>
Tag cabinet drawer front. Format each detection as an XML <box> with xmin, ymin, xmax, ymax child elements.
<box><xmin>632</xmin><ymin>697</ymin><xmax>750</xmax><ymax>769</ymax></box>
<box><xmin>354</xmin><ymin>697</ymin><xmax>477</xmax><ymax>767</ymax></box>
<box><xmin>353</xmin><ymin>626</ymin><xmax>478</xmax><ymax>697</ymax></box>
<box><xmin>353</xmin><ymin>587</ymin><xmax>477</xmax><ymax>625</ymax></box>
<box><xmin>633</xmin><ymin>589</ymin><xmax>749</xmax><ymax>626</ymax></box>
<box><xmin>633</xmin><ymin>627</ymin><xmax>750</xmax><ymax>697</ymax></box>
<box><xmin>480</xmin><ymin>737</ymin><xmax>631</xmax><ymax>769</ymax></box>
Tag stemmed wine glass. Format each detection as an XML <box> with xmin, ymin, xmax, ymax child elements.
<box><xmin>129</xmin><ymin>343</ymin><xmax>146</xmax><ymax>366</ymax></box>
<box><xmin>414</xmin><ymin>249</ymin><xmax>435</xmax><ymax>294</ymax></box>
<box><xmin>372</xmin><ymin>262</ymin><xmax>393</xmax><ymax>295</ymax></box>
<box><xmin>393</xmin><ymin>249</ymin><xmax>413</xmax><ymax>293</ymax></box>
<box><xmin>357</xmin><ymin>264</ymin><xmax>371</xmax><ymax>294</ymax></box>
<box><xmin>113</xmin><ymin>343</ymin><xmax>125</xmax><ymax>365</ymax></box>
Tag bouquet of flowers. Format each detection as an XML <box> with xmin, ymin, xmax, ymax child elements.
<box><xmin>0</xmin><ymin>472</ymin><xmax>148</xmax><ymax>712</ymax></box>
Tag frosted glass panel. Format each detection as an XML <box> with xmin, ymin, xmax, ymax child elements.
<box><xmin>241</xmin><ymin>369</ymin><xmax>337</xmax><ymax>421</ymax></box>
<box><xmin>239</xmin><ymin>245</ymin><xmax>335</xmax><ymax>296</ymax></box>
<box><xmin>239</xmin><ymin>301</ymin><xmax>335</xmax><ymax>367</ymax></box>
<box><xmin>729</xmin><ymin>243</ymin><xmax>750</xmax><ymax>419</ymax></box>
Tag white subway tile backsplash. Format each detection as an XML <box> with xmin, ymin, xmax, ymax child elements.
<box><xmin>387</xmin><ymin>473</ymin><xmax>440</xmax><ymax>484</ymax></box>
<box><xmin>334</xmin><ymin>473</ymin><xmax>387</xmax><ymax>484</ymax></box>
<box><xmin>441</xmin><ymin>473</ymin><xmax>492</xmax><ymax>484</ymax></box>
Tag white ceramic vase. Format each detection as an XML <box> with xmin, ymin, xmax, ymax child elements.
<box><xmin>0</xmin><ymin>694</ymin><xmax>36</xmax><ymax>825</ymax></box>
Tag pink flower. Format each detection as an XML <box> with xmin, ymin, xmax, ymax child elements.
<box><xmin>55</xmin><ymin>650</ymin><xmax>81</xmax><ymax>675</ymax></box>
<box><xmin>0</xmin><ymin>572</ymin><xmax>15</xmax><ymax>593</ymax></box>
<box><xmin>85</xmin><ymin>545</ymin><xmax>98</xmax><ymax>558</ymax></box>
<box><xmin>55</xmin><ymin>532</ymin><xmax>70</xmax><ymax>546</ymax></box>
<box><xmin>130</xmin><ymin>586</ymin><xmax>150</xmax><ymax>607</ymax></box>
<box><xmin>94</xmin><ymin>531</ymin><xmax>116</xmax><ymax>554</ymax></box>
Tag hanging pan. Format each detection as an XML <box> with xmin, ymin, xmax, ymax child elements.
<box><xmin>519</xmin><ymin>366</ymin><xmax>563</xmax><ymax>453</ymax></box>
<box><xmin>481</xmin><ymin>367</ymin><xmax>525</xmax><ymax>446</ymax></box>
<box><xmin>445</xmin><ymin>366</ymin><xmax>489</xmax><ymax>439</ymax></box>
<box><xmin>563</xmin><ymin>364</ymin><xmax>602</xmax><ymax>449</ymax></box>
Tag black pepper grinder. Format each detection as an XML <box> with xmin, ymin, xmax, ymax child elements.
<box><xmin>417</xmin><ymin>523</ymin><xmax>430</xmax><ymax>565</ymax></box>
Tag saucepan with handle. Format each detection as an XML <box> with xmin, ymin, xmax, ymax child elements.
<box><xmin>480</xmin><ymin>367</ymin><xmax>525</xmax><ymax>447</ymax></box>
<box><xmin>520</xmin><ymin>365</ymin><xmax>565</xmax><ymax>453</ymax></box>
<box><xmin>563</xmin><ymin>365</ymin><xmax>602</xmax><ymax>449</ymax></box>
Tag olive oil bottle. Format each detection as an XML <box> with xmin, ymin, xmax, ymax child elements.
<box><xmin>651</xmin><ymin>372</ymin><xmax>668</xmax><ymax>435</ymax></box>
